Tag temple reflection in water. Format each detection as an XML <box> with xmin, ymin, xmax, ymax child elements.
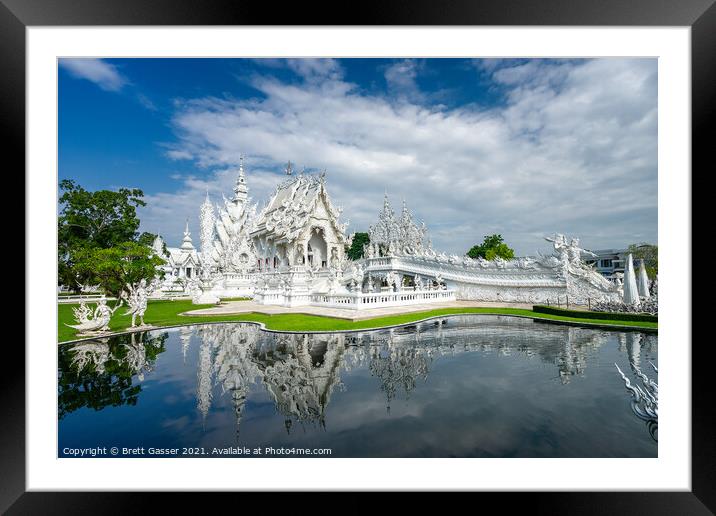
<box><xmin>60</xmin><ymin>316</ymin><xmax>657</xmax><ymax>444</ymax></box>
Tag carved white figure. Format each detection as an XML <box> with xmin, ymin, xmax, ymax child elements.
<box><xmin>568</xmin><ymin>237</ymin><xmax>596</xmax><ymax>264</ymax></box>
<box><xmin>385</xmin><ymin>271</ymin><xmax>399</xmax><ymax>291</ymax></box>
<box><xmin>414</xmin><ymin>275</ymin><xmax>423</xmax><ymax>290</ymax></box>
<box><xmin>71</xmin><ymin>301</ymin><xmax>93</xmax><ymax>325</ymax></box>
<box><xmin>545</xmin><ymin>233</ymin><xmax>570</xmax><ymax>267</ymax></box>
<box><xmin>122</xmin><ymin>279</ymin><xmax>153</xmax><ymax>327</ymax></box>
<box><xmin>330</xmin><ymin>247</ymin><xmax>341</xmax><ymax>269</ymax></box>
<box><xmin>66</xmin><ymin>296</ymin><xmax>122</xmax><ymax>334</ymax></box>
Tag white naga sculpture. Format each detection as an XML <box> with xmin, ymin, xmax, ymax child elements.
<box><xmin>66</xmin><ymin>296</ymin><xmax>122</xmax><ymax>335</ymax></box>
<box><xmin>121</xmin><ymin>279</ymin><xmax>155</xmax><ymax>328</ymax></box>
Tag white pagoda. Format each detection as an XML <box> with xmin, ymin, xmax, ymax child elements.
<box><xmin>198</xmin><ymin>157</ymin><xmax>258</xmax><ymax>298</ymax></box>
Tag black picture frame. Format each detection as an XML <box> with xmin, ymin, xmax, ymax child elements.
<box><xmin>4</xmin><ymin>0</ymin><xmax>707</xmax><ymax>511</ymax></box>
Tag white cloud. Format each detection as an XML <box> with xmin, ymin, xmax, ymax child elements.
<box><xmin>384</xmin><ymin>59</ymin><xmax>424</xmax><ymax>102</ymax></box>
<box><xmin>60</xmin><ymin>58</ymin><xmax>128</xmax><ymax>92</ymax></box>
<box><xmin>144</xmin><ymin>58</ymin><xmax>657</xmax><ymax>256</ymax></box>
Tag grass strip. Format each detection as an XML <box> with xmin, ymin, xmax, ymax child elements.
<box><xmin>58</xmin><ymin>299</ymin><xmax>658</xmax><ymax>343</ymax></box>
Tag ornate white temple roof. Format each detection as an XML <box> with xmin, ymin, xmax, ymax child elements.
<box><xmin>252</xmin><ymin>172</ymin><xmax>347</xmax><ymax>244</ymax></box>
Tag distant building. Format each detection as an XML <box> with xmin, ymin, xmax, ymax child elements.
<box><xmin>582</xmin><ymin>248</ymin><xmax>626</xmax><ymax>282</ymax></box>
<box><xmin>582</xmin><ymin>245</ymin><xmax>653</xmax><ymax>284</ymax></box>
<box><xmin>151</xmin><ymin>222</ymin><xmax>202</xmax><ymax>294</ymax></box>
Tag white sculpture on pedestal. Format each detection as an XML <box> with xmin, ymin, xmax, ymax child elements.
<box><xmin>122</xmin><ymin>279</ymin><xmax>154</xmax><ymax>328</ymax></box>
<box><xmin>66</xmin><ymin>296</ymin><xmax>122</xmax><ymax>335</ymax></box>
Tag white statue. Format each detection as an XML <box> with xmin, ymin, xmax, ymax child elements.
<box><xmin>385</xmin><ymin>271</ymin><xmax>399</xmax><ymax>291</ymax></box>
<box><xmin>545</xmin><ymin>233</ymin><xmax>570</xmax><ymax>265</ymax></box>
<box><xmin>66</xmin><ymin>296</ymin><xmax>122</xmax><ymax>334</ymax></box>
<box><xmin>567</xmin><ymin>237</ymin><xmax>596</xmax><ymax>265</ymax></box>
<box><xmin>330</xmin><ymin>247</ymin><xmax>341</xmax><ymax>269</ymax></box>
<box><xmin>122</xmin><ymin>279</ymin><xmax>153</xmax><ymax>328</ymax></box>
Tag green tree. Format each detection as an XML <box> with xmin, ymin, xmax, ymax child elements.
<box><xmin>467</xmin><ymin>234</ymin><xmax>515</xmax><ymax>260</ymax></box>
<box><xmin>627</xmin><ymin>243</ymin><xmax>658</xmax><ymax>279</ymax></box>
<box><xmin>58</xmin><ymin>180</ymin><xmax>146</xmax><ymax>291</ymax></box>
<box><xmin>72</xmin><ymin>242</ymin><xmax>166</xmax><ymax>300</ymax></box>
<box><xmin>346</xmin><ymin>232</ymin><xmax>370</xmax><ymax>260</ymax></box>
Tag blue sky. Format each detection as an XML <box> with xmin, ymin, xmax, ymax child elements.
<box><xmin>58</xmin><ymin>57</ymin><xmax>657</xmax><ymax>255</ymax></box>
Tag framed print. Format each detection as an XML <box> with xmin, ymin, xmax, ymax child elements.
<box><xmin>4</xmin><ymin>0</ymin><xmax>710</xmax><ymax>511</ymax></box>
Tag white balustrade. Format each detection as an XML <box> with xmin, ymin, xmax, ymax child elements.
<box><xmin>310</xmin><ymin>288</ymin><xmax>455</xmax><ymax>310</ymax></box>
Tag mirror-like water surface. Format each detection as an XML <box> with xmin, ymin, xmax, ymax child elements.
<box><xmin>58</xmin><ymin>315</ymin><xmax>657</xmax><ymax>457</ymax></box>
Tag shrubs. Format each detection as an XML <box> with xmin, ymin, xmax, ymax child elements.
<box><xmin>533</xmin><ymin>305</ymin><xmax>658</xmax><ymax>323</ymax></box>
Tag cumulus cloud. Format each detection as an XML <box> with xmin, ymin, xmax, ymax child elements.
<box><xmin>142</xmin><ymin>58</ymin><xmax>657</xmax><ymax>256</ymax></box>
<box><xmin>60</xmin><ymin>58</ymin><xmax>128</xmax><ymax>92</ymax></box>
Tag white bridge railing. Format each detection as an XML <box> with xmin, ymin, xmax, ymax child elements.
<box><xmin>310</xmin><ymin>288</ymin><xmax>455</xmax><ymax>310</ymax></box>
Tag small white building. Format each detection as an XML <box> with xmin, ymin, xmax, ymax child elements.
<box><xmin>152</xmin><ymin>222</ymin><xmax>202</xmax><ymax>295</ymax></box>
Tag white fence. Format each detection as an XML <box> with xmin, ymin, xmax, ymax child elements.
<box><xmin>57</xmin><ymin>294</ymin><xmax>115</xmax><ymax>304</ymax></box>
<box><xmin>310</xmin><ymin>288</ymin><xmax>455</xmax><ymax>310</ymax></box>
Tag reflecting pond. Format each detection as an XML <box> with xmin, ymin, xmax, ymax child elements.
<box><xmin>58</xmin><ymin>315</ymin><xmax>657</xmax><ymax>458</ymax></box>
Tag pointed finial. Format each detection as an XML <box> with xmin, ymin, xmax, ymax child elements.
<box><xmin>285</xmin><ymin>160</ymin><xmax>293</xmax><ymax>175</ymax></box>
<box><xmin>184</xmin><ymin>218</ymin><xmax>190</xmax><ymax>235</ymax></box>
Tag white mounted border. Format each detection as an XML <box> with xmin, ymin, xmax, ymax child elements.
<box><xmin>27</xmin><ymin>27</ymin><xmax>689</xmax><ymax>491</ymax></box>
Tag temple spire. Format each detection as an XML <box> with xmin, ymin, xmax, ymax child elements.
<box><xmin>232</xmin><ymin>155</ymin><xmax>248</xmax><ymax>204</ymax></box>
<box><xmin>180</xmin><ymin>219</ymin><xmax>195</xmax><ymax>250</ymax></box>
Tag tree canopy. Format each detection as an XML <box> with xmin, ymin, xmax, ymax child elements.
<box><xmin>72</xmin><ymin>242</ymin><xmax>166</xmax><ymax>299</ymax></box>
<box><xmin>58</xmin><ymin>179</ymin><xmax>146</xmax><ymax>250</ymax></box>
<box><xmin>58</xmin><ymin>180</ymin><xmax>164</xmax><ymax>292</ymax></box>
<box><xmin>467</xmin><ymin>234</ymin><xmax>515</xmax><ymax>261</ymax></box>
<box><xmin>346</xmin><ymin>232</ymin><xmax>370</xmax><ymax>260</ymax></box>
<box><xmin>627</xmin><ymin>243</ymin><xmax>658</xmax><ymax>279</ymax></box>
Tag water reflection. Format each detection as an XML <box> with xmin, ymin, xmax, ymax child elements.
<box><xmin>616</xmin><ymin>332</ymin><xmax>659</xmax><ymax>441</ymax></box>
<box><xmin>58</xmin><ymin>331</ymin><xmax>168</xmax><ymax>420</ymax></box>
<box><xmin>58</xmin><ymin>316</ymin><xmax>658</xmax><ymax>457</ymax></box>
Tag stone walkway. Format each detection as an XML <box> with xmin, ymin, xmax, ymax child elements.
<box><xmin>184</xmin><ymin>299</ymin><xmax>540</xmax><ymax>321</ymax></box>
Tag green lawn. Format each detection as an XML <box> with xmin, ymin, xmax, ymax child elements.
<box><xmin>57</xmin><ymin>299</ymin><xmax>658</xmax><ymax>343</ymax></box>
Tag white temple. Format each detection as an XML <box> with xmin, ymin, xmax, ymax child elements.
<box><xmin>151</xmin><ymin>221</ymin><xmax>202</xmax><ymax>295</ymax></box>
<box><xmin>152</xmin><ymin>159</ymin><xmax>621</xmax><ymax>307</ymax></box>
